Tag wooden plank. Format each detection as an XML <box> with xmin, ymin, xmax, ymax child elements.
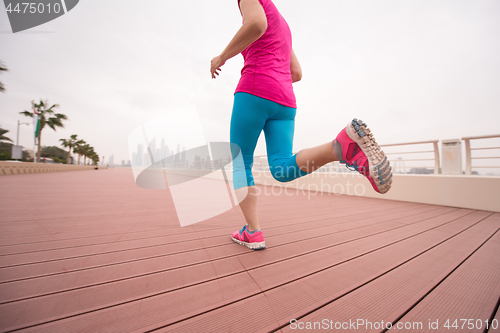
<box><xmin>5</xmin><ymin>272</ymin><xmax>265</xmax><ymax>333</ymax></box>
<box><xmin>0</xmin><ymin>203</ymin><xmax>436</xmax><ymax>284</ymax></box>
<box><xmin>0</xmin><ymin>192</ymin><xmax>402</xmax><ymax>245</ymax></box>
<box><xmin>391</xmin><ymin>214</ymin><xmax>500</xmax><ymax>332</ymax></box>
<box><xmin>161</xmin><ymin>211</ymin><xmax>493</xmax><ymax>332</ymax></box>
<box><xmin>0</xmin><ymin>197</ymin><xmax>413</xmax><ymax>251</ymax></box>
<box><xmin>2</xmin><ymin>170</ymin><xmax>496</xmax><ymax>333</ymax></box>
<box><xmin>3</xmin><ymin>209</ymin><xmax>480</xmax><ymax>332</ymax></box>
<box><xmin>0</xmin><ymin>207</ymin><xmax>451</xmax><ymax>304</ymax></box>
<box><xmin>280</xmin><ymin>212</ymin><xmax>498</xmax><ymax>332</ymax></box>
<box><xmin>245</xmin><ymin>208</ymin><xmax>473</xmax><ymax>290</ymax></box>
<box><xmin>0</xmin><ymin>200</ymin><xmax>417</xmax><ymax>264</ymax></box>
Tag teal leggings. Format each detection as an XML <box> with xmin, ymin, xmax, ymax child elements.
<box><xmin>230</xmin><ymin>92</ymin><xmax>309</xmax><ymax>189</ymax></box>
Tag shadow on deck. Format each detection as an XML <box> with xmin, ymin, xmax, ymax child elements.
<box><xmin>0</xmin><ymin>169</ymin><xmax>499</xmax><ymax>332</ymax></box>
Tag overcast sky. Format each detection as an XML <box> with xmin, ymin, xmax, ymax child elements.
<box><xmin>1</xmin><ymin>0</ymin><xmax>499</xmax><ymax>165</ymax></box>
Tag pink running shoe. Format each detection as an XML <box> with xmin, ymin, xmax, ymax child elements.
<box><xmin>231</xmin><ymin>225</ymin><xmax>266</xmax><ymax>250</ymax></box>
<box><xmin>332</xmin><ymin>118</ymin><xmax>393</xmax><ymax>194</ymax></box>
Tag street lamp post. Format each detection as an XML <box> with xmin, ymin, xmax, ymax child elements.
<box><xmin>17</xmin><ymin>120</ymin><xmax>30</xmax><ymax>145</ymax></box>
<box><xmin>14</xmin><ymin>120</ymin><xmax>31</xmax><ymax>161</ymax></box>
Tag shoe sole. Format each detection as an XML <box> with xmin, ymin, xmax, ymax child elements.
<box><xmin>231</xmin><ymin>237</ymin><xmax>266</xmax><ymax>250</ymax></box>
<box><xmin>345</xmin><ymin>118</ymin><xmax>393</xmax><ymax>194</ymax></box>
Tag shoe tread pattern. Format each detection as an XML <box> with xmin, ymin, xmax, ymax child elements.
<box><xmin>348</xmin><ymin>118</ymin><xmax>393</xmax><ymax>193</ymax></box>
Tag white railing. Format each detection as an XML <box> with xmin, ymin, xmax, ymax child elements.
<box><xmin>462</xmin><ymin>134</ymin><xmax>500</xmax><ymax>175</ymax></box>
<box><xmin>255</xmin><ymin>140</ymin><xmax>441</xmax><ymax>175</ymax></box>
<box><xmin>253</xmin><ymin>135</ymin><xmax>500</xmax><ymax>176</ymax></box>
<box><xmin>379</xmin><ymin>140</ymin><xmax>440</xmax><ymax>175</ymax></box>
<box><xmin>148</xmin><ymin>135</ymin><xmax>500</xmax><ymax>176</ymax></box>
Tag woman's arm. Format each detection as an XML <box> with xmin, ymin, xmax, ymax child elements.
<box><xmin>290</xmin><ymin>49</ymin><xmax>302</xmax><ymax>83</ymax></box>
<box><xmin>211</xmin><ymin>0</ymin><xmax>267</xmax><ymax>79</ymax></box>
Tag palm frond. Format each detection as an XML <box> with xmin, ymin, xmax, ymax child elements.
<box><xmin>55</xmin><ymin>113</ymin><xmax>68</xmax><ymax>121</ymax></box>
<box><xmin>0</xmin><ymin>127</ymin><xmax>13</xmax><ymax>142</ymax></box>
<box><xmin>47</xmin><ymin>103</ymin><xmax>60</xmax><ymax>110</ymax></box>
<box><xmin>47</xmin><ymin>117</ymin><xmax>65</xmax><ymax>131</ymax></box>
<box><xmin>0</xmin><ymin>61</ymin><xmax>7</xmax><ymax>93</ymax></box>
<box><xmin>20</xmin><ymin>110</ymin><xmax>34</xmax><ymax>118</ymax></box>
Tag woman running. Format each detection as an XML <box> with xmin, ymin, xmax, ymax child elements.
<box><xmin>210</xmin><ymin>0</ymin><xmax>392</xmax><ymax>250</ymax></box>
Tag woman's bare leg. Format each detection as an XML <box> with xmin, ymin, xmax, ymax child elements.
<box><xmin>295</xmin><ymin>141</ymin><xmax>340</xmax><ymax>173</ymax></box>
<box><xmin>236</xmin><ymin>186</ymin><xmax>260</xmax><ymax>232</ymax></box>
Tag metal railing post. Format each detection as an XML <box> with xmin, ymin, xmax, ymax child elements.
<box><xmin>433</xmin><ymin>141</ymin><xmax>440</xmax><ymax>174</ymax></box>
<box><xmin>463</xmin><ymin>138</ymin><xmax>471</xmax><ymax>175</ymax></box>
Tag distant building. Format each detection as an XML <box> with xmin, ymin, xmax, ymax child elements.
<box><xmin>408</xmin><ymin>168</ymin><xmax>434</xmax><ymax>174</ymax></box>
<box><xmin>135</xmin><ymin>144</ymin><xmax>144</xmax><ymax>166</ymax></box>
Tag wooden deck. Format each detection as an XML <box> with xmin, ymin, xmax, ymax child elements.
<box><xmin>0</xmin><ymin>169</ymin><xmax>499</xmax><ymax>333</ymax></box>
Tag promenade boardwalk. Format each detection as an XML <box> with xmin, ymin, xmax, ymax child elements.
<box><xmin>0</xmin><ymin>169</ymin><xmax>499</xmax><ymax>332</ymax></box>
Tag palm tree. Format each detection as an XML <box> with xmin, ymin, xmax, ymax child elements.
<box><xmin>84</xmin><ymin>145</ymin><xmax>94</xmax><ymax>165</ymax></box>
<box><xmin>88</xmin><ymin>151</ymin><xmax>99</xmax><ymax>166</ymax></box>
<box><xmin>0</xmin><ymin>61</ymin><xmax>7</xmax><ymax>93</ymax></box>
<box><xmin>78</xmin><ymin>143</ymin><xmax>92</xmax><ymax>165</ymax></box>
<box><xmin>59</xmin><ymin>134</ymin><xmax>78</xmax><ymax>164</ymax></box>
<box><xmin>20</xmin><ymin>99</ymin><xmax>67</xmax><ymax>163</ymax></box>
<box><xmin>73</xmin><ymin>139</ymin><xmax>86</xmax><ymax>165</ymax></box>
<box><xmin>0</xmin><ymin>126</ymin><xmax>13</xmax><ymax>142</ymax></box>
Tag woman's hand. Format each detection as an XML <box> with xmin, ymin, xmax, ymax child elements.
<box><xmin>211</xmin><ymin>55</ymin><xmax>226</xmax><ymax>79</ymax></box>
